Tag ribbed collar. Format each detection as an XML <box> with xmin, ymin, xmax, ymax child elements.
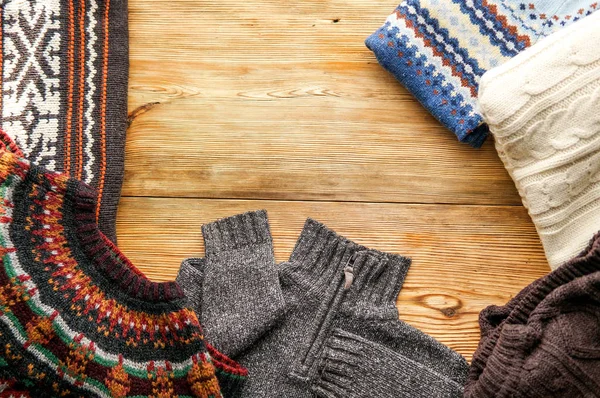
<box><xmin>281</xmin><ymin>218</ymin><xmax>411</xmax><ymax>307</ymax></box>
<box><xmin>15</xmin><ymin>156</ymin><xmax>185</xmax><ymax>305</ymax></box>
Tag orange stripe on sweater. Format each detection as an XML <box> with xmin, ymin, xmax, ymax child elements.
<box><xmin>75</xmin><ymin>0</ymin><xmax>86</xmax><ymax>179</ymax></box>
<box><xmin>64</xmin><ymin>0</ymin><xmax>76</xmax><ymax>175</ymax></box>
<box><xmin>483</xmin><ymin>1</ymin><xmax>531</xmax><ymax>48</ymax></box>
<box><xmin>0</xmin><ymin>6</ymin><xmax>3</xmax><ymax>117</ymax></box>
<box><xmin>96</xmin><ymin>0</ymin><xmax>110</xmax><ymax>222</ymax></box>
<box><xmin>403</xmin><ymin>16</ymin><xmax>478</xmax><ymax>98</ymax></box>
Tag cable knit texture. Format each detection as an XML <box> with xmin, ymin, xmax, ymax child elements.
<box><xmin>366</xmin><ymin>0</ymin><xmax>599</xmax><ymax>147</ymax></box>
<box><xmin>0</xmin><ymin>144</ymin><xmax>247</xmax><ymax>397</ymax></box>
<box><xmin>465</xmin><ymin>231</ymin><xmax>600</xmax><ymax>397</ymax></box>
<box><xmin>178</xmin><ymin>212</ymin><xmax>469</xmax><ymax>397</ymax></box>
<box><xmin>479</xmin><ymin>11</ymin><xmax>600</xmax><ymax>269</ymax></box>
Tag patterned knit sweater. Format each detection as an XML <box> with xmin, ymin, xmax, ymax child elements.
<box><xmin>1</xmin><ymin>0</ymin><xmax>130</xmax><ymax>243</ymax></box>
<box><xmin>366</xmin><ymin>0</ymin><xmax>599</xmax><ymax>147</ymax></box>
<box><xmin>0</xmin><ymin>146</ymin><xmax>247</xmax><ymax>397</ymax></box>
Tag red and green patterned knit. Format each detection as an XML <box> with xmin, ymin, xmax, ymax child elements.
<box><xmin>0</xmin><ymin>145</ymin><xmax>247</xmax><ymax>397</ymax></box>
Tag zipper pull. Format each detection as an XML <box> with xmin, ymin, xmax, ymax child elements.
<box><xmin>343</xmin><ymin>253</ymin><xmax>357</xmax><ymax>289</ymax></box>
<box><xmin>343</xmin><ymin>266</ymin><xmax>354</xmax><ymax>289</ymax></box>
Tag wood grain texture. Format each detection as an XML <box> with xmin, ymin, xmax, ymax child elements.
<box><xmin>116</xmin><ymin>197</ymin><xmax>549</xmax><ymax>359</ymax></box>
<box><xmin>124</xmin><ymin>0</ymin><xmax>520</xmax><ymax>205</ymax></box>
<box><xmin>121</xmin><ymin>0</ymin><xmax>550</xmax><ymax>362</ymax></box>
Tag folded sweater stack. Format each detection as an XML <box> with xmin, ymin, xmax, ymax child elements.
<box><xmin>366</xmin><ymin>0</ymin><xmax>599</xmax><ymax>146</ymax></box>
<box><xmin>465</xmin><ymin>9</ymin><xmax>600</xmax><ymax>398</ymax></box>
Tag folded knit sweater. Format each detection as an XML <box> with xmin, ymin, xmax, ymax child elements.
<box><xmin>177</xmin><ymin>211</ymin><xmax>469</xmax><ymax>397</ymax></box>
<box><xmin>366</xmin><ymin>0</ymin><xmax>599</xmax><ymax>147</ymax></box>
<box><xmin>1</xmin><ymin>0</ymin><xmax>130</xmax><ymax>242</ymax></box>
<box><xmin>0</xmin><ymin>145</ymin><xmax>247</xmax><ymax>397</ymax></box>
<box><xmin>465</xmin><ymin>231</ymin><xmax>600</xmax><ymax>397</ymax></box>
<box><xmin>478</xmin><ymin>10</ymin><xmax>600</xmax><ymax>269</ymax></box>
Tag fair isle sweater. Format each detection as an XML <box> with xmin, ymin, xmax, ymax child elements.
<box><xmin>366</xmin><ymin>0</ymin><xmax>599</xmax><ymax>147</ymax></box>
<box><xmin>0</xmin><ymin>145</ymin><xmax>247</xmax><ymax>397</ymax></box>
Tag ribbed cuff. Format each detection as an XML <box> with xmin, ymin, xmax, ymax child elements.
<box><xmin>314</xmin><ymin>328</ymin><xmax>465</xmax><ymax>397</ymax></box>
<box><xmin>313</xmin><ymin>329</ymin><xmax>361</xmax><ymax>397</ymax></box>
<box><xmin>202</xmin><ymin>210</ymin><xmax>272</xmax><ymax>256</ymax></box>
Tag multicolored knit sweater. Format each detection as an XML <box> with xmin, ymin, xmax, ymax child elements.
<box><xmin>0</xmin><ymin>145</ymin><xmax>247</xmax><ymax>397</ymax></box>
<box><xmin>366</xmin><ymin>0</ymin><xmax>599</xmax><ymax>147</ymax></box>
<box><xmin>1</xmin><ymin>0</ymin><xmax>130</xmax><ymax>243</ymax></box>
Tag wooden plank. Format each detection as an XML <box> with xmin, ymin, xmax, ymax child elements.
<box><xmin>124</xmin><ymin>0</ymin><xmax>520</xmax><ymax>205</ymax></box>
<box><xmin>116</xmin><ymin>197</ymin><xmax>549</xmax><ymax>359</ymax></box>
<box><xmin>122</xmin><ymin>0</ymin><xmax>547</xmax><ymax>364</ymax></box>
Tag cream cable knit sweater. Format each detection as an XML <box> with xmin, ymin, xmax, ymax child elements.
<box><xmin>478</xmin><ymin>12</ymin><xmax>600</xmax><ymax>270</ymax></box>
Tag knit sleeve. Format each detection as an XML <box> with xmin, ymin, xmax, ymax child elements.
<box><xmin>312</xmin><ymin>328</ymin><xmax>466</xmax><ymax>398</ymax></box>
<box><xmin>176</xmin><ymin>257</ymin><xmax>206</xmax><ymax>318</ymax></box>
<box><xmin>198</xmin><ymin>210</ymin><xmax>286</xmax><ymax>358</ymax></box>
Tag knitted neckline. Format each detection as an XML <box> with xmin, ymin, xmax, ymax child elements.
<box><xmin>285</xmin><ymin>219</ymin><xmax>410</xmax><ymax>288</ymax></box>
<box><xmin>280</xmin><ymin>218</ymin><xmax>411</xmax><ymax>313</ymax></box>
<box><xmin>0</xmin><ymin>150</ymin><xmax>230</xmax><ymax>397</ymax></box>
<box><xmin>25</xmin><ymin>164</ymin><xmax>185</xmax><ymax>304</ymax></box>
<box><xmin>70</xmin><ymin>178</ymin><xmax>185</xmax><ymax>303</ymax></box>
<box><xmin>0</xmin><ymin>129</ymin><xmax>185</xmax><ymax>304</ymax></box>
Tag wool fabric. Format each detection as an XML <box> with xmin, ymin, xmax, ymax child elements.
<box><xmin>478</xmin><ymin>11</ymin><xmax>600</xmax><ymax>269</ymax></box>
<box><xmin>0</xmin><ymin>145</ymin><xmax>247</xmax><ymax>397</ymax></box>
<box><xmin>465</xmin><ymin>231</ymin><xmax>600</xmax><ymax>397</ymax></box>
<box><xmin>366</xmin><ymin>0</ymin><xmax>599</xmax><ymax>147</ymax></box>
<box><xmin>177</xmin><ymin>211</ymin><xmax>469</xmax><ymax>397</ymax></box>
<box><xmin>197</xmin><ymin>210</ymin><xmax>286</xmax><ymax>359</ymax></box>
<box><xmin>1</xmin><ymin>0</ymin><xmax>129</xmax><ymax>242</ymax></box>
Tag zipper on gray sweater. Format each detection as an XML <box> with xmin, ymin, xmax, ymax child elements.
<box><xmin>288</xmin><ymin>251</ymin><xmax>361</xmax><ymax>383</ymax></box>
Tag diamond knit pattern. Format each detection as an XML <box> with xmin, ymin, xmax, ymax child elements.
<box><xmin>1</xmin><ymin>0</ymin><xmax>130</xmax><ymax>242</ymax></box>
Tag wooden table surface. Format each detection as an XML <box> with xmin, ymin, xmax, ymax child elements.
<box><xmin>118</xmin><ymin>0</ymin><xmax>550</xmax><ymax>361</ymax></box>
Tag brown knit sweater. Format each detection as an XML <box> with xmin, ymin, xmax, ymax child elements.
<box><xmin>465</xmin><ymin>232</ymin><xmax>600</xmax><ymax>397</ymax></box>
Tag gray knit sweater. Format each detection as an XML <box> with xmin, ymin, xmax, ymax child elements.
<box><xmin>177</xmin><ymin>211</ymin><xmax>468</xmax><ymax>397</ymax></box>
